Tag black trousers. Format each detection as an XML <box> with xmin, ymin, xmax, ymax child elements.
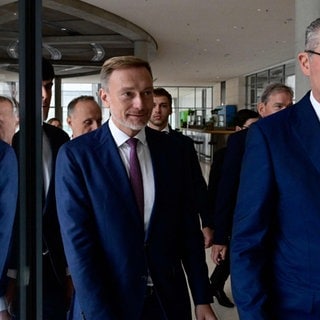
<box><xmin>140</xmin><ymin>287</ymin><xmax>167</xmax><ymax>320</ymax></box>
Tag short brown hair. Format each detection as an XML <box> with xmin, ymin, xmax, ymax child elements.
<box><xmin>260</xmin><ymin>83</ymin><xmax>294</xmax><ymax>104</ymax></box>
<box><xmin>153</xmin><ymin>88</ymin><xmax>172</xmax><ymax>107</ymax></box>
<box><xmin>100</xmin><ymin>56</ymin><xmax>153</xmax><ymax>90</ymax></box>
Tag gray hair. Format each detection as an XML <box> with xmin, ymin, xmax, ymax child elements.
<box><xmin>67</xmin><ymin>95</ymin><xmax>99</xmax><ymax>116</ymax></box>
<box><xmin>305</xmin><ymin>18</ymin><xmax>320</xmax><ymax>51</ymax></box>
<box><xmin>0</xmin><ymin>95</ymin><xmax>19</xmax><ymax>116</ymax></box>
<box><xmin>260</xmin><ymin>83</ymin><xmax>294</xmax><ymax>104</ymax></box>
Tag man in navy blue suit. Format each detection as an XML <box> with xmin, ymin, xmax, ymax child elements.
<box><xmin>231</xmin><ymin>18</ymin><xmax>320</xmax><ymax>319</ymax></box>
<box><xmin>55</xmin><ymin>56</ymin><xmax>217</xmax><ymax>320</ymax></box>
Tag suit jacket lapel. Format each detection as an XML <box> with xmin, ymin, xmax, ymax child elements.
<box><xmin>93</xmin><ymin>123</ymin><xmax>144</xmax><ymax>229</ymax></box>
<box><xmin>291</xmin><ymin>92</ymin><xmax>320</xmax><ymax>175</ymax></box>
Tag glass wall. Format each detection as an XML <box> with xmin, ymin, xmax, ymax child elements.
<box><xmin>162</xmin><ymin>86</ymin><xmax>213</xmax><ymax>130</ymax></box>
<box><xmin>245</xmin><ymin>60</ymin><xmax>296</xmax><ymax>109</ymax></box>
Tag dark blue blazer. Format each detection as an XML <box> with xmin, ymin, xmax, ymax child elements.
<box><xmin>168</xmin><ymin>128</ymin><xmax>212</xmax><ymax>228</ymax></box>
<box><xmin>55</xmin><ymin>123</ymin><xmax>212</xmax><ymax>320</ymax></box>
<box><xmin>212</xmin><ymin>129</ymin><xmax>248</xmax><ymax>244</ymax></box>
<box><xmin>231</xmin><ymin>92</ymin><xmax>320</xmax><ymax>319</ymax></box>
<box><xmin>0</xmin><ymin>141</ymin><xmax>17</xmax><ymax>296</ymax></box>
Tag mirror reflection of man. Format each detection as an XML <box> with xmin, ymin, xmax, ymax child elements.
<box><xmin>7</xmin><ymin>58</ymin><xmax>71</xmax><ymax>320</ymax></box>
<box><xmin>67</xmin><ymin>95</ymin><xmax>102</xmax><ymax>139</ymax></box>
<box><xmin>0</xmin><ymin>96</ymin><xmax>19</xmax><ymax>145</ymax></box>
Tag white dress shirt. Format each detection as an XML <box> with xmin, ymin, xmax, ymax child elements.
<box><xmin>310</xmin><ymin>90</ymin><xmax>320</xmax><ymax>122</ymax></box>
<box><xmin>108</xmin><ymin>118</ymin><xmax>155</xmax><ymax>231</ymax></box>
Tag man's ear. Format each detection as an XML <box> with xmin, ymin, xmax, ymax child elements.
<box><xmin>257</xmin><ymin>102</ymin><xmax>265</xmax><ymax>117</ymax></box>
<box><xmin>66</xmin><ymin>116</ymin><xmax>72</xmax><ymax>126</ymax></box>
<box><xmin>99</xmin><ymin>88</ymin><xmax>110</xmax><ymax>109</ymax></box>
<box><xmin>298</xmin><ymin>52</ymin><xmax>311</xmax><ymax>76</ymax></box>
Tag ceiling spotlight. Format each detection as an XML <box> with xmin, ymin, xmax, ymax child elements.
<box><xmin>7</xmin><ymin>40</ymin><xmax>19</xmax><ymax>59</ymax></box>
<box><xmin>43</xmin><ymin>44</ymin><xmax>62</xmax><ymax>60</ymax></box>
<box><xmin>91</xmin><ymin>43</ymin><xmax>105</xmax><ymax>61</ymax></box>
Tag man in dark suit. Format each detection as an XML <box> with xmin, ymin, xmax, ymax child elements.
<box><xmin>7</xmin><ymin>58</ymin><xmax>70</xmax><ymax>319</ymax></box>
<box><xmin>149</xmin><ymin>87</ymin><xmax>213</xmax><ymax>247</ymax></box>
<box><xmin>210</xmin><ymin>83</ymin><xmax>293</xmax><ymax>265</ymax></box>
<box><xmin>207</xmin><ymin>109</ymin><xmax>259</xmax><ymax>308</ymax></box>
<box><xmin>55</xmin><ymin>56</ymin><xmax>217</xmax><ymax>320</ymax></box>
<box><xmin>0</xmin><ymin>141</ymin><xmax>18</xmax><ymax>319</ymax></box>
<box><xmin>231</xmin><ymin>18</ymin><xmax>320</xmax><ymax>319</ymax></box>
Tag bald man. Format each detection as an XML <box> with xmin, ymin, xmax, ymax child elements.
<box><xmin>67</xmin><ymin>95</ymin><xmax>102</xmax><ymax>138</ymax></box>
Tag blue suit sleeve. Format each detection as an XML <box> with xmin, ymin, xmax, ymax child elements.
<box><xmin>55</xmin><ymin>145</ymin><xmax>114</xmax><ymax>319</ymax></box>
<box><xmin>212</xmin><ymin>131</ymin><xmax>246</xmax><ymax>244</ymax></box>
<box><xmin>231</xmin><ymin>125</ymin><xmax>276</xmax><ymax>320</ymax></box>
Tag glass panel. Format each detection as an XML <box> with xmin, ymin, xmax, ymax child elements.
<box><xmin>270</xmin><ymin>66</ymin><xmax>284</xmax><ymax>83</ymax></box>
<box><xmin>256</xmin><ymin>70</ymin><xmax>268</xmax><ymax>103</ymax></box>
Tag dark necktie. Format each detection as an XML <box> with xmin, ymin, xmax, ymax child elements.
<box><xmin>127</xmin><ymin>138</ymin><xmax>144</xmax><ymax>219</ymax></box>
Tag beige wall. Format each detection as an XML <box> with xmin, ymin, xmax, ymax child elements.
<box><xmin>213</xmin><ymin>76</ymin><xmax>246</xmax><ymax>111</ymax></box>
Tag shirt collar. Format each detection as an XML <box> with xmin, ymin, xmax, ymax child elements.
<box><xmin>310</xmin><ymin>91</ymin><xmax>320</xmax><ymax>122</ymax></box>
<box><xmin>108</xmin><ymin>117</ymin><xmax>147</xmax><ymax>147</ymax></box>
<box><xmin>162</xmin><ymin>124</ymin><xmax>170</xmax><ymax>133</ymax></box>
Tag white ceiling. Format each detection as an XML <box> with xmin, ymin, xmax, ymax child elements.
<box><xmin>0</xmin><ymin>0</ymin><xmax>295</xmax><ymax>86</ymax></box>
<box><xmin>84</xmin><ymin>0</ymin><xmax>295</xmax><ymax>86</ymax></box>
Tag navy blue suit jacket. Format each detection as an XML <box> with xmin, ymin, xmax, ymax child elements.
<box><xmin>0</xmin><ymin>141</ymin><xmax>17</xmax><ymax>296</ymax></box>
<box><xmin>212</xmin><ymin>129</ymin><xmax>248</xmax><ymax>244</ymax></box>
<box><xmin>231</xmin><ymin>92</ymin><xmax>320</xmax><ymax>319</ymax></box>
<box><xmin>168</xmin><ymin>128</ymin><xmax>212</xmax><ymax>228</ymax></box>
<box><xmin>55</xmin><ymin>123</ymin><xmax>212</xmax><ymax>320</ymax></box>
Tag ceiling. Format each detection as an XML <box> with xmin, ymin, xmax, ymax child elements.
<box><xmin>0</xmin><ymin>0</ymin><xmax>295</xmax><ymax>86</ymax></box>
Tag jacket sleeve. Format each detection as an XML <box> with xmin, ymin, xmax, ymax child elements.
<box><xmin>212</xmin><ymin>131</ymin><xmax>246</xmax><ymax>244</ymax></box>
<box><xmin>55</xmin><ymin>145</ymin><xmax>115</xmax><ymax>319</ymax></box>
<box><xmin>231</xmin><ymin>125</ymin><xmax>276</xmax><ymax>320</ymax></box>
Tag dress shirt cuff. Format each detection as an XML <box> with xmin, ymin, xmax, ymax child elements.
<box><xmin>0</xmin><ymin>296</ymin><xmax>8</xmax><ymax>312</ymax></box>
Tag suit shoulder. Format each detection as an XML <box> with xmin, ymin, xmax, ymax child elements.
<box><xmin>61</xmin><ymin>124</ymin><xmax>107</xmax><ymax>153</ymax></box>
<box><xmin>226</xmin><ymin>129</ymin><xmax>248</xmax><ymax>150</ymax></box>
<box><xmin>43</xmin><ymin>123</ymin><xmax>70</xmax><ymax>142</ymax></box>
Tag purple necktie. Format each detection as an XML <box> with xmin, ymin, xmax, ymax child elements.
<box><xmin>127</xmin><ymin>138</ymin><xmax>144</xmax><ymax>219</ymax></box>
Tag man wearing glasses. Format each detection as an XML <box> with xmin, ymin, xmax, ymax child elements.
<box><xmin>231</xmin><ymin>17</ymin><xmax>320</xmax><ymax>319</ymax></box>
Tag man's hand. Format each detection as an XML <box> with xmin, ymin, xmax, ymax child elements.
<box><xmin>195</xmin><ymin>304</ymin><xmax>218</xmax><ymax>320</ymax></box>
<box><xmin>202</xmin><ymin>227</ymin><xmax>214</xmax><ymax>248</ymax></box>
<box><xmin>211</xmin><ymin>244</ymin><xmax>227</xmax><ymax>264</ymax></box>
<box><xmin>0</xmin><ymin>310</ymin><xmax>12</xmax><ymax>320</ymax></box>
